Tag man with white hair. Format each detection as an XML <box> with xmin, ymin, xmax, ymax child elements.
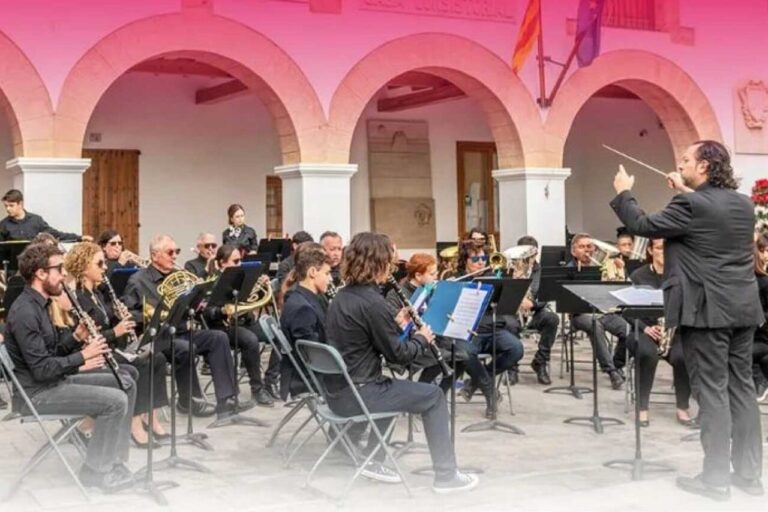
<box><xmin>123</xmin><ymin>234</ymin><xmax>247</xmax><ymax>420</ymax></box>
<box><xmin>184</xmin><ymin>232</ymin><xmax>218</xmax><ymax>278</ymax></box>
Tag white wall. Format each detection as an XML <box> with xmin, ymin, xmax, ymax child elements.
<box><xmin>84</xmin><ymin>73</ymin><xmax>281</xmax><ymax>256</ymax></box>
<box><xmin>564</xmin><ymin>96</ymin><xmax>676</xmax><ymax>241</ymax></box>
<box><xmin>349</xmin><ymin>95</ymin><xmax>494</xmax><ymax>243</ymax></box>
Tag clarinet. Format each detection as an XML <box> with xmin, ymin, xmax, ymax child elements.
<box><xmin>62</xmin><ymin>285</ymin><xmax>128</xmax><ymax>391</ymax></box>
<box><xmin>102</xmin><ymin>276</ymin><xmax>144</xmax><ymax>360</ymax></box>
<box><xmin>387</xmin><ymin>276</ymin><xmax>453</xmax><ymax>378</ymax></box>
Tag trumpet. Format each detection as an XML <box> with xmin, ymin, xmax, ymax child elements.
<box><xmin>121</xmin><ymin>250</ymin><xmax>150</xmax><ymax>268</ymax></box>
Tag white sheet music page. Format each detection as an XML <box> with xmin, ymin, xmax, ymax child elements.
<box><xmin>610</xmin><ymin>286</ymin><xmax>663</xmax><ymax>306</ymax></box>
<box><xmin>444</xmin><ymin>287</ymin><xmax>488</xmax><ymax>339</ymax></box>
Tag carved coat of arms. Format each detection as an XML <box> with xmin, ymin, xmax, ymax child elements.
<box><xmin>738</xmin><ymin>80</ymin><xmax>768</xmax><ymax>129</ymax></box>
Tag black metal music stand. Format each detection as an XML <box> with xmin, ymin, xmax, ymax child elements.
<box><xmin>560</xmin><ymin>282</ymin><xmax>626</xmax><ymax>434</ymax></box>
<box><xmin>206</xmin><ymin>266</ymin><xmax>268</xmax><ymax>429</ymax></box>
<box><xmin>604</xmin><ymin>306</ymin><xmax>675</xmax><ymax>479</ymax></box>
<box><xmin>462</xmin><ymin>278</ymin><xmax>529</xmax><ymax>436</ymax></box>
<box><xmin>154</xmin><ymin>285</ymin><xmax>214</xmax><ymax>473</ymax></box>
<box><xmin>539</xmin><ymin>266</ymin><xmax>599</xmax><ymax>399</ymax></box>
<box><xmin>134</xmin><ymin>327</ymin><xmax>179</xmax><ymax>505</ymax></box>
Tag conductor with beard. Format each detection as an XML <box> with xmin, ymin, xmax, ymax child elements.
<box><xmin>610</xmin><ymin>140</ymin><xmax>764</xmax><ymax>500</ymax></box>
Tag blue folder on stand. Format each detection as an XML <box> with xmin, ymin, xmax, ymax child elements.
<box><xmin>408</xmin><ymin>280</ymin><xmax>493</xmax><ymax>342</ymax></box>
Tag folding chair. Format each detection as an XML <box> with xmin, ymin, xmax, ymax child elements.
<box><xmin>0</xmin><ymin>343</ymin><xmax>88</xmax><ymax>501</ymax></box>
<box><xmin>295</xmin><ymin>340</ymin><xmax>411</xmax><ymax>502</ymax></box>
<box><xmin>259</xmin><ymin>315</ymin><xmax>329</xmax><ymax>461</ymax></box>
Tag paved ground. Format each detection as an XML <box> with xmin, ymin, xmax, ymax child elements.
<box><xmin>1</xmin><ymin>335</ymin><xmax>766</xmax><ymax>512</ymax></box>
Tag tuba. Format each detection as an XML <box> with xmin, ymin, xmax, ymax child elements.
<box><xmin>505</xmin><ymin>245</ymin><xmax>538</xmax><ymax>325</ymax></box>
<box><xmin>438</xmin><ymin>245</ymin><xmax>459</xmax><ymax>280</ymax></box>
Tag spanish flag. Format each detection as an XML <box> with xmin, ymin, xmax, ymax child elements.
<box><xmin>511</xmin><ymin>0</ymin><xmax>541</xmax><ymax>73</ymax></box>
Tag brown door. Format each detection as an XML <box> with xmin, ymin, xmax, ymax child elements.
<box><xmin>82</xmin><ymin>149</ymin><xmax>140</xmax><ymax>252</ymax></box>
<box><xmin>265</xmin><ymin>175</ymin><xmax>283</xmax><ymax>239</ymax></box>
<box><xmin>456</xmin><ymin>141</ymin><xmax>498</xmax><ymax>241</ymax></box>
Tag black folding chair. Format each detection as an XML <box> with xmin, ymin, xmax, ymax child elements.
<box><xmin>0</xmin><ymin>343</ymin><xmax>88</xmax><ymax>501</ymax></box>
<box><xmin>295</xmin><ymin>340</ymin><xmax>411</xmax><ymax>502</ymax></box>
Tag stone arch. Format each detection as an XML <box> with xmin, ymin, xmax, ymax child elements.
<box><xmin>0</xmin><ymin>30</ymin><xmax>55</xmax><ymax>157</ymax></box>
<box><xmin>327</xmin><ymin>33</ymin><xmax>545</xmax><ymax>168</ymax></box>
<box><xmin>54</xmin><ymin>13</ymin><xmax>326</xmax><ymax>163</ymax></box>
<box><xmin>545</xmin><ymin>50</ymin><xmax>722</xmax><ymax>166</ymax></box>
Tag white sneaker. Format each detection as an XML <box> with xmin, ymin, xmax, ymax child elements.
<box><xmin>361</xmin><ymin>461</ymin><xmax>402</xmax><ymax>484</ymax></box>
<box><xmin>433</xmin><ymin>471</ymin><xmax>480</xmax><ymax>494</ymax></box>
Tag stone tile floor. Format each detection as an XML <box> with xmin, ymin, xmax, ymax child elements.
<box><xmin>1</xmin><ymin>336</ymin><xmax>766</xmax><ymax>512</ymax></box>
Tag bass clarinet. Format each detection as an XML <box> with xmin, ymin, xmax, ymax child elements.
<box><xmin>387</xmin><ymin>276</ymin><xmax>453</xmax><ymax>378</ymax></box>
<box><xmin>62</xmin><ymin>285</ymin><xmax>128</xmax><ymax>391</ymax></box>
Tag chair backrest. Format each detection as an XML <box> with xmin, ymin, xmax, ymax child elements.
<box><xmin>296</xmin><ymin>340</ymin><xmax>346</xmax><ymax>376</ymax></box>
<box><xmin>260</xmin><ymin>315</ymin><xmax>318</xmax><ymax>395</ymax></box>
<box><xmin>0</xmin><ymin>342</ymin><xmax>37</xmax><ymax>417</ymax></box>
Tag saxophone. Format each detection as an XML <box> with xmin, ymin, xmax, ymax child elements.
<box><xmin>656</xmin><ymin>317</ymin><xmax>675</xmax><ymax>357</ymax></box>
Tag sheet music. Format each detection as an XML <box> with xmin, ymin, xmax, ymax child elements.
<box><xmin>610</xmin><ymin>286</ymin><xmax>663</xmax><ymax>306</ymax></box>
<box><xmin>444</xmin><ymin>287</ymin><xmax>489</xmax><ymax>339</ymax></box>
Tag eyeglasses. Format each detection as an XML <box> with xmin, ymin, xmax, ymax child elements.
<box><xmin>202</xmin><ymin>243</ymin><xmax>218</xmax><ymax>250</ymax></box>
<box><xmin>107</xmin><ymin>240</ymin><xmax>124</xmax><ymax>247</ymax></box>
<box><xmin>95</xmin><ymin>260</ymin><xmax>107</xmax><ymax>268</ymax></box>
<box><xmin>165</xmin><ymin>248</ymin><xmax>181</xmax><ymax>256</ymax></box>
<box><xmin>469</xmin><ymin>255</ymin><xmax>488</xmax><ymax>263</ymax></box>
<box><xmin>45</xmin><ymin>263</ymin><xmax>64</xmax><ymax>273</ymax></box>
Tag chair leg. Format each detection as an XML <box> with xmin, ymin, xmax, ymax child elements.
<box><xmin>305</xmin><ymin>422</ymin><xmax>353</xmax><ymax>488</ymax></box>
<box><xmin>285</xmin><ymin>417</ymin><xmax>324</xmax><ymax>468</ymax></box>
<box><xmin>267</xmin><ymin>397</ymin><xmax>308</xmax><ymax>448</ymax></box>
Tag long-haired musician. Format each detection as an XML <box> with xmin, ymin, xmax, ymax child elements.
<box><xmin>753</xmin><ymin>233</ymin><xmax>768</xmax><ymax>401</ymax></box>
<box><xmin>64</xmin><ymin>242</ymin><xmax>170</xmax><ymax>447</ymax></box>
<box><xmin>455</xmin><ymin>240</ymin><xmax>524</xmax><ymax>418</ymax></box>
<box><xmin>223</xmin><ymin>204</ymin><xmax>258</xmax><ymax>254</ymax></box>
<box><xmin>98</xmin><ymin>229</ymin><xmax>139</xmax><ymax>277</ymax></box>
<box><xmin>325</xmin><ymin>232</ymin><xmax>478</xmax><ymax>493</ymax></box>
<box><xmin>627</xmin><ymin>238</ymin><xmax>694</xmax><ymax>427</ymax></box>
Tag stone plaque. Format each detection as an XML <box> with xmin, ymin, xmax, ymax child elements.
<box><xmin>734</xmin><ymin>80</ymin><xmax>768</xmax><ymax>154</ymax></box>
<box><xmin>371</xmin><ymin>198</ymin><xmax>437</xmax><ymax>249</ymax></box>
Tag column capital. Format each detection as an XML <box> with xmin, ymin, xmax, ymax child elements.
<box><xmin>6</xmin><ymin>157</ymin><xmax>91</xmax><ymax>175</ymax></box>
<box><xmin>274</xmin><ymin>163</ymin><xmax>358</xmax><ymax>180</ymax></box>
<box><xmin>492</xmin><ymin>167</ymin><xmax>571</xmax><ymax>182</ymax></box>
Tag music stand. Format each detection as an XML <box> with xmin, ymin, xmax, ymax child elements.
<box><xmin>257</xmin><ymin>238</ymin><xmax>286</xmax><ymax>261</ymax></box>
<box><xmin>560</xmin><ymin>282</ymin><xmax>627</xmax><ymax>434</ymax></box>
<box><xmin>539</xmin><ymin>266</ymin><xmax>599</xmax><ymax>399</ymax></box>
<box><xmin>0</xmin><ymin>239</ymin><xmax>30</xmax><ymax>276</ymax></box>
<box><xmin>154</xmin><ymin>283</ymin><xmax>215</xmax><ymax>474</ymax></box>
<box><xmin>540</xmin><ymin>246</ymin><xmax>567</xmax><ymax>268</ymax></box>
<box><xmin>206</xmin><ymin>266</ymin><xmax>268</xmax><ymax>428</ymax></box>
<box><xmin>462</xmin><ymin>278</ymin><xmax>529</xmax><ymax>436</ymax></box>
<box><xmin>604</xmin><ymin>304</ymin><xmax>675</xmax><ymax>480</ymax></box>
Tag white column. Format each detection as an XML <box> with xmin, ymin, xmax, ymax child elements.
<box><xmin>274</xmin><ymin>163</ymin><xmax>358</xmax><ymax>242</ymax></box>
<box><xmin>493</xmin><ymin>168</ymin><xmax>571</xmax><ymax>248</ymax></box>
<box><xmin>6</xmin><ymin>157</ymin><xmax>91</xmax><ymax>235</ymax></box>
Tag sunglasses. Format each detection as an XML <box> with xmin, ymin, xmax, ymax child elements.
<box><xmin>470</xmin><ymin>255</ymin><xmax>488</xmax><ymax>263</ymax></box>
<box><xmin>45</xmin><ymin>263</ymin><xmax>64</xmax><ymax>273</ymax></box>
<box><xmin>165</xmin><ymin>248</ymin><xmax>181</xmax><ymax>256</ymax></box>
<box><xmin>107</xmin><ymin>240</ymin><xmax>124</xmax><ymax>247</ymax></box>
<box><xmin>95</xmin><ymin>260</ymin><xmax>107</xmax><ymax>268</ymax></box>
<box><xmin>202</xmin><ymin>243</ymin><xmax>218</xmax><ymax>250</ymax></box>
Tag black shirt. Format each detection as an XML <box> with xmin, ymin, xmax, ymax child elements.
<box><xmin>222</xmin><ymin>225</ymin><xmax>258</xmax><ymax>254</ymax></box>
<box><xmin>280</xmin><ymin>285</ymin><xmax>327</xmax><ymax>399</ymax></box>
<box><xmin>325</xmin><ymin>284</ymin><xmax>427</xmax><ymax>393</ymax></box>
<box><xmin>629</xmin><ymin>263</ymin><xmax>664</xmax><ymax>328</ymax></box>
<box><xmin>76</xmin><ymin>287</ymin><xmax>119</xmax><ymax>346</ymax></box>
<box><xmin>0</xmin><ymin>211</ymin><xmax>80</xmax><ymax>242</ymax></box>
<box><xmin>756</xmin><ymin>274</ymin><xmax>768</xmax><ymax>345</ymax></box>
<box><xmin>184</xmin><ymin>256</ymin><xmax>208</xmax><ymax>279</ymax></box>
<box><xmin>275</xmin><ymin>254</ymin><xmax>295</xmax><ymax>287</ymax></box>
<box><xmin>122</xmin><ymin>265</ymin><xmax>168</xmax><ymax>329</ymax></box>
<box><xmin>4</xmin><ymin>287</ymin><xmax>84</xmax><ymax>396</ymax></box>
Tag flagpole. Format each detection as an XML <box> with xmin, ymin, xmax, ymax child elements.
<box><xmin>536</xmin><ymin>0</ymin><xmax>548</xmax><ymax>107</ymax></box>
<box><xmin>545</xmin><ymin>13</ymin><xmax>598</xmax><ymax>106</ymax></box>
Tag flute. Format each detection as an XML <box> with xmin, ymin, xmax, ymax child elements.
<box><xmin>387</xmin><ymin>276</ymin><xmax>453</xmax><ymax>378</ymax></box>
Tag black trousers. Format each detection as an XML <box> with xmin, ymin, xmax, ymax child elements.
<box><xmin>116</xmin><ymin>351</ymin><xmax>169</xmax><ymax>415</ymax></box>
<box><xmin>681</xmin><ymin>326</ymin><xmax>763</xmax><ymax>486</ymax></box>
<box><xmin>754</xmin><ymin>340</ymin><xmax>768</xmax><ymax>381</ymax></box>
<box><xmin>329</xmin><ymin>379</ymin><xmax>457</xmax><ymax>480</ymax></box>
<box><xmin>163</xmin><ymin>329</ymin><xmax>236</xmax><ymax>405</ymax></box>
<box><xmin>626</xmin><ymin>330</ymin><xmax>690</xmax><ymax>410</ymax></box>
<box><xmin>223</xmin><ymin>325</ymin><xmax>277</xmax><ymax>395</ymax></box>
<box><xmin>527</xmin><ymin>309</ymin><xmax>560</xmax><ymax>365</ymax></box>
<box><xmin>571</xmin><ymin>313</ymin><xmax>628</xmax><ymax>372</ymax></box>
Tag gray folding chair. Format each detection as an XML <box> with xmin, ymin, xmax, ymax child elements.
<box><xmin>259</xmin><ymin>315</ymin><xmax>329</xmax><ymax>461</ymax></box>
<box><xmin>0</xmin><ymin>343</ymin><xmax>88</xmax><ymax>501</ymax></box>
<box><xmin>295</xmin><ymin>340</ymin><xmax>411</xmax><ymax>502</ymax></box>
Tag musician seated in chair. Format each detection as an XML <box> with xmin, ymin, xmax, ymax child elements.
<box><xmin>320</xmin><ymin>231</ymin><xmax>344</xmax><ymax>288</ymax></box>
<box><xmin>505</xmin><ymin>236</ymin><xmax>560</xmax><ymax>385</ymax></box>
<box><xmin>65</xmin><ymin>242</ymin><xmax>171</xmax><ymax>446</ymax></box>
<box><xmin>5</xmin><ymin>242</ymin><xmax>136</xmax><ymax>491</ymax></box>
<box><xmin>184</xmin><ymin>233</ymin><xmax>218</xmax><ymax>278</ymax></box>
<box><xmin>123</xmin><ymin>234</ymin><xmax>244</xmax><ymax>421</ymax></box>
<box><xmin>279</xmin><ymin>242</ymin><xmax>331</xmax><ymax>399</ymax></box>
<box><xmin>203</xmin><ymin>244</ymin><xmax>277</xmax><ymax>407</ymax></box>
<box><xmin>326</xmin><ymin>232</ymin><xmax>478</xmax><ymax>493</ymax></box>
<box><xmin>384</xmin><ymin>253</ymin><xmax>469</xmax><ymax>393</ymax></box>
<box><xmin>276</xmin><ymin>231</ymin><xmax>314</xmax><ymax>289</ymax></box>
<box><xmin>752</xmin><ymin>233</ymin><xmax>768</xmax><ymax>401</ymax></box>
<box><xmin>566</xmin><ymin>233</ymin><xmax>626</xmax><ymax>390</ymax></box>
<box><xmin>98</xmin><ymin>229</ymin><xmax>141</xmax><ymax>277</ymax></box>
<box><xmin>455</xmin><ymin>240</ymin><xmax>524</xmax><ymax>419</ymax></box>
<box><xmin>626</xmin><ymin>238</ymin><xmax>695</xmax><ymax>427</ymax></box>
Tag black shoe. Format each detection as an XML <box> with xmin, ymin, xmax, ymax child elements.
<box><xmin>215</xmin><ymin>398</ymin><xmax>238</xmax><ymax>421</ymax></box>
<box><xmin>0</xmin><ymin>396</ymin><xmax>7</xmax><ymax>410</ymax></box>
<box><xmin>615</xmin><ymin>367</ymin><xmax>626</xmax><ymax>380</ymax></box>
<box><xmin>140</xmin><ymin>420</ymin><xmax>170</xmax><ymax>441</ymax></box>
<box><xmin>608</xmin><ymin>371</ymin><xmax>624</xmax><ymax>390</ymax></box>
<box><xmin>676</xmin><ymin>475</ymin><xmax>730</xmax><ymax>501</ymax></box>
<box><xmin>200</xmin><ymin>362</ymin><xmax>212</xmax><ymax>376</ymax></box>
<box><xmin>638</xmin><ymin>419</ymin><xmax>650</xmax><ymax>428</ymax></box>
<box><xmin>531</xmin><ymin>360</ymin><xmax>551</xmax><ymax>385</ymax></box>
<box><xmin>253</xmin><ymin>388</ymin><xmax>275</xmax><ymax>407</ymax></box>
<box><xmin>237</xmin><ymin>398</ymin><xmax>256</xmax><ymax>412</ymax></box>
<box><xmin>176</xmin><ymin>398</ymin><xmax>216</xmax><ymax>418</ymax></box>
<box><xmin>131</xmin><ymin>432</ymin><xmax>160</xmax><ymax>449</ymax></box>
<box><xmin>506</xmin><ymin>369</ymin><xmax>519</xmax><ymax>385</ymax></box>
<box><xmin>484</xmin><ymin>405</ymin><xmax>497</xmax><ymax>420</ymax></box>
<box><xmin>676</xmin><ymin>416</ymin><xmax>699</xmax><ymax>429</ymax></box>
<box><xmin>459</xmin><ymin>379</ymin><xmax>476</xmax><ymax>402</ymax></box>
<box><xmin>79</xmin><ymin>465</ymin><xmax>135</xmax><ymax>493</ymax></box>
<box><xmin>731</xmin><ymin>473</ymin><xmax>765</xmax><ymax>496</ymax></box>
<box><xmin>264</xmin><ymin>382</ymin><xmax>281</xmax><ymax>401</ymax></box>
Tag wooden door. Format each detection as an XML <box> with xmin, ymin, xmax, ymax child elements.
<box><xmin>265</xmin><ymin>175</ymin><xmax>283</xmax><ymax>238</ymax></box>
<box><xmin>82</xmin><ymin>149</ymin><xmax>140</xmax><ymax>252</ymax></box>
<box><xmin>456</xmin><ymin>141</ymin><xmax>498</xmax><ymax>241</ymax></box>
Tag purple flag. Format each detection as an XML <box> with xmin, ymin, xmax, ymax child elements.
<box><xmin>577</xmin><ymin>0</ymin><xmax>606</xmax><ymax>67</ymax></box>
